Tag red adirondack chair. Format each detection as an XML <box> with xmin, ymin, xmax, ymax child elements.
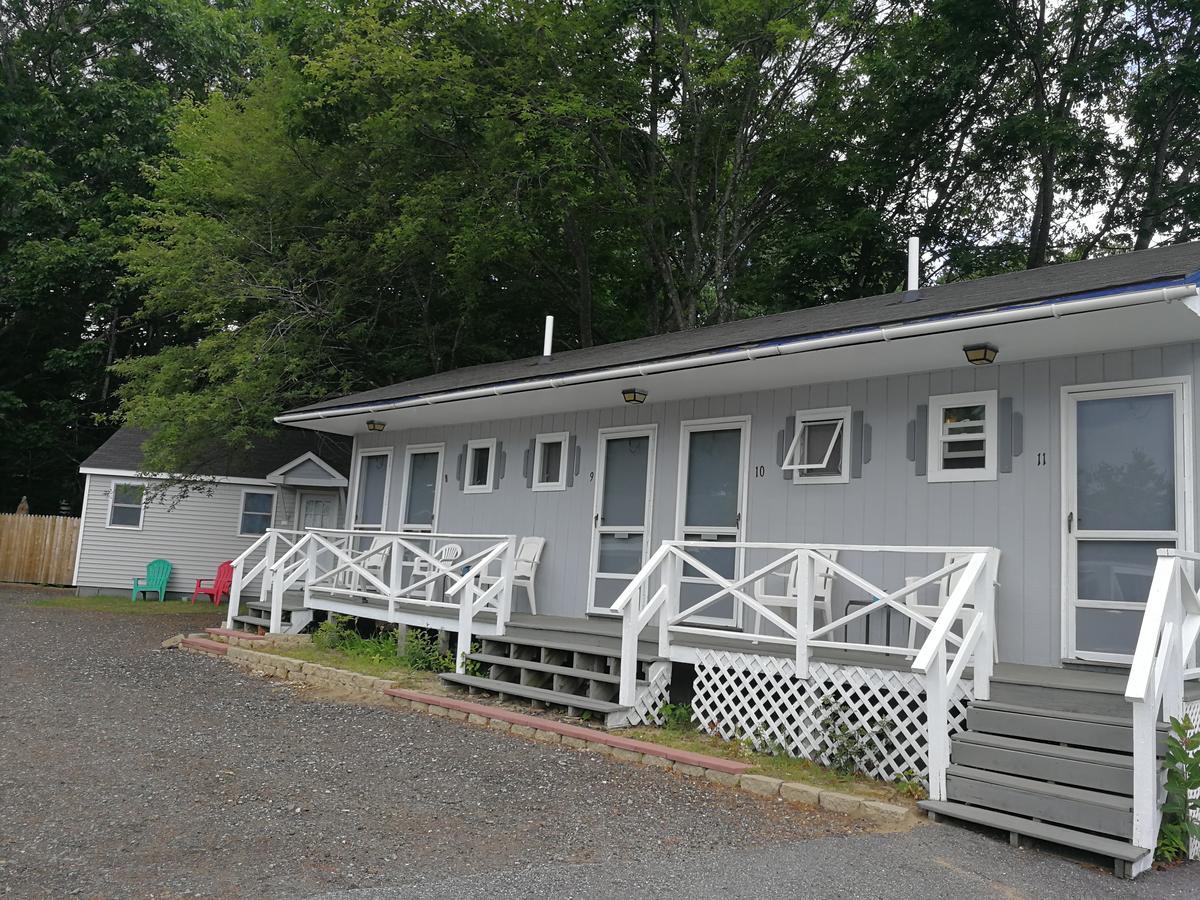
<box><xmin>192</xmin><ymin>560</ymin><xmax>234</xmax><ymax>605</ymax></box>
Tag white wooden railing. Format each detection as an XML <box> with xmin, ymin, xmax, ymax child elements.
<box><xmin>1125</xmin><ymin>549</ymin><xmax>1200</xmax><ymax>871</ymax></box>
<box><xmin>226</xmin><ymin>528</ymin><xmax>517</xmax><ymax>671</ymax></box>
<box><xmin>610</xmin><ymin>541</ymin><xmax>999</xmax><ymax>798</ymax></box>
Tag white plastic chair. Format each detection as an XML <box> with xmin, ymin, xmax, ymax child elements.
<box><xmin>481</xmin><ymin>536</ymin><xmax>545</xmax><ymax>614</ymax></box>
<box><xmin>751</xmin><ymin>550</ymin><xmax>839</xmax><ymax>637</ymax></box>
<box><xmin>411</xmin><ymin>542</ymin><xmax>463</xmax><ymax>601</ymax></box>
<box><xmin>905</xmin><ymin>552</ymin><xmax>998</xmax><ymax>660</ymax></box>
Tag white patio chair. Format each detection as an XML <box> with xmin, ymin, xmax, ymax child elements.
<box><xmin>905</xmin><ymin>552</ymin><xmax>998</xmax><ymax>660</ymax></box>
<box><xmin>750</xmin><ymin>550</ymin><xmax>839</xmax><ymax>638</ymax></box>
<box><xmin>480</xmin><ymin>536</ymin><xmax>545</xmax><ymax>614</ymax></box>
<box><xmin>411</xmin><ymin>542</ymin><xmax>463</xmax><ymax>602</ymax></box>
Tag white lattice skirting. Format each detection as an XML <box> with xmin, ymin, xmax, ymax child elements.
<box><xmin>1184</xmin><ymin>699</ymin><xmax>1200</xmax><ymax>861</ymax></box>
<box><xmin>691</xmin><ymin>650</ymin><xmax>972</xmax><ymax>783</ymax></box>
<box><xmin>610</xmin><ymin>661</ymin><xmax>671</xmax><ymax>728</ymax></box>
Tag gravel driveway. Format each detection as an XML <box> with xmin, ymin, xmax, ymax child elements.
<box><xmin>0</xmin><ymin>585</ymin><xmax>1194</xmax><ymax>899</ymax></box>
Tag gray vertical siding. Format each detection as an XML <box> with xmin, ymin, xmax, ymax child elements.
<box><xmin>75</xmin><ymin>478</ymin><xmax>342</xmax><ymax>596</ymax></box>
<box><xmin>350</xmin><ymin>340</ymin><xmax>1200</xmax><ymax>667</ymax></box>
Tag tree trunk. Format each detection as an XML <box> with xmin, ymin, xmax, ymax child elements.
<box><xmin>564</xmin><ymin>212</ymin><xmax>594</xmax><ymax>348</ymax></box>
<box><xmin>1028</xmin><ymin>146</ymin><xmax>1056</xmax><ymax>268</ymax></box>
<box><xmin>1134</xmin><ymin>100</ymin><xmax>1178</xmax><ymax>251</ymax></box>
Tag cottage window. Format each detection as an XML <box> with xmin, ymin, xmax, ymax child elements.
<box><xmin>108</xmin><ymin>482</ymin><xmax>145</xmax><ymax>529</ymax></box>
<box><xmin>927</xmin><ymin>390</ymin><xmax>998</xmax><ymax>482</ymax></box>
<box><xmin>239</xmin><ymin>491</ymin><xmax>276</xmax><ymax>536</ymax></box>
<box><xmin>532</xmin><ymin>432</ymin><xmax>569</xmax><ymax>491</ymax></box>
<box><xmin>782</xmin><ymin>407</ymin><xmax>851</xmax><ymax>484</ymax></box>
<box><xmin>465</xmin><ymin>439</ymin><xmax>496</xmax><ymax>493</ymax></box>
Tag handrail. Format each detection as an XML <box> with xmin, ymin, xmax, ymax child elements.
<box><xmin>610</xmin><ymin>539</ymin><xmax>1000</xmax><ymax>770</ymax></box>
<box><xmin>1124</xmin><ymin>549</ymin><xmax>1200</xmax><ymax>874</ymax></box>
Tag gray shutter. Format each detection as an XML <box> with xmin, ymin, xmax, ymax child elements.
<box><xmin>565</xmin><ymin>435</ymin><xmax>580</xmax><ymax>487</ymax></box>
<box><xmin>850</xmin><ymin>411</ymin><xmax>865</xmax><ymax>479</ymax></box>
<box><xmin>523</xmin><ymin>439</ymin><xmax>535</xmax><ymax>488</ymax></box>
<box><xmin>455</xmin><ymin>444</ymin><xmax>467</xmax><ymax>490</ymax></box>
<box><xmin>914</xmin><ymin>404</ymin><xmax>928</xmax><ymax>476</ymax></box>
<box><xmin>862</xmin><ymin>423</ymin><xmax>872</xmax><ymax>465</ymax></box>
<box><xmin>777</xmin><ymin>415</ymin><xmax>795</xmax><ymax>482</ymax></box>
<box><xmin>998</xmin><ymin>397</ymin><xmax>1013</xmax><ymax>474</ymax></box>
<box><xmin>494</xmin><ymin>441</ymin><xmax>505</xmax><ymax>489</ymax></box>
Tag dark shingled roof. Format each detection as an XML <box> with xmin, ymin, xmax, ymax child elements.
<box><xmin>285</xmin><ymin>241</ymin><xmax>1200</xmax><ymax>418</ymax></box>
<box><xmin>80</xmin><ymin>427</ymin><xmax>353</xmax><ymax>479</ymax></box>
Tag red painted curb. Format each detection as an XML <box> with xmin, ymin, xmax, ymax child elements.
<box><xmin>181</xmin><ymin>637</ymin><xmax>228</xmax><ymax>656</ymax></box>
<box><xmin>383</xmin><ymin>687</ymin><xmax>751</xmax><ymax>775</ymax></box>
<box><xmin>205</xmin><ymin>627</ymin><xmax>264</xmax><ymax>641</ymax></box>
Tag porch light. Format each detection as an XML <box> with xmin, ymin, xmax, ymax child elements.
<box><xmin>622</xmin><ymin>387</ymin><xmax>648</xmax><ymax>405</ymax></box>
<box><xmin>366</xmin><ymin>420</ymin><xmax>386</xmax><ymax>432</ymax></box>
<box><xmin>963</xmin><ymin>343</ymin><xmax>998</xmax><ymax>366</ymax></box>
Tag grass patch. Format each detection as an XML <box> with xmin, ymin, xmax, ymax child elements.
<box><xmin>622</xmin><ymin>725</ymin><xmax>907</xmax><ymax>801</ymax></box>
<box><xmin>256</xmin><ymin>643</ymin><xmax>443</xmax><ymax>690</ymax></box>
<box><xmin>30</xmin><ymin>595</ymin><xmax>221</xmax><ymax>616</ymax></box>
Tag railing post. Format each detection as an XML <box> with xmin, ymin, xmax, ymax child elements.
<box><xmin>390</xmin><ymin>536</ymin><xmax>402</xmax><ymax>602</ymax></box>
<box><xmin>619</xmin><ymin>605</ymin><xmax>639</xmax><ymax>707</ymax></box>
<box><xmin>269</xmin><ymin>559</ymin><xmax>284</xmax><ymax>634</ymax></box>
<box><xmin>258</xmin><ymin>531</ymin><xmax>277</xmax><ymax>605</ymax></box>
<box><xmin>455</xmin><ymin>576</ymin><xmax>474</xmax><ymax>675</ymax></box>
<box><xmin>972</xmin><ymin>551</ymin><xmax>998</xmax><ymax>702</ymax></box>
<box><xmin>925</xmin><ymin>643</ymin><xmax>949</xmax><ymax>802</ymax></box>
<box><xmin>658</xmin><ymin>549</ymin><xmax>679</xmax><ymax>659</ymax></box>
<box><xmin>226</xmin><ymin>560</ymin><xmax>242</xmax><ymax>629</ymax></box>
<box><xmin>1130</xmin><ymin>695</ymin><xmax>1161</xmax><ymax>855</ymax></box>
<box><xmin>304</xmin><ymin>536</ymin><xmax>317</xmax><ymax>609</ymax></box>
<box><xmin>795</xmin><ymin>549</ymin><xmax>814</xmax><ymax>679</ymax></box>
<box><xmin>498</xmin><ymin>536</ymin><xmax>516</xmax><ymax>633</ymax></box>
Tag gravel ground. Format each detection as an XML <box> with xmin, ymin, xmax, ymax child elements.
<box><xmin>1</xmin><ymin>585</ymin><xmax>1195</xmax><ymax>899</ymax></box>
<box><xmin>0</xmin><ymin>586</ymin><xmax>854</xmax><ymax>898</ymax></box>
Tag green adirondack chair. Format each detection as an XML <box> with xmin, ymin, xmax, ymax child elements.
<box><xmin>131</xmin><ymin>559</ymin><xmax>172</xmax><ymax>602</ymax></box>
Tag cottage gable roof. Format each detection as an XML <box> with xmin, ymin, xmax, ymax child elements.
<box><xmin>80</xmin><ymin>427</ymin><xmax>352</xmax><ymax>480</ymax></box>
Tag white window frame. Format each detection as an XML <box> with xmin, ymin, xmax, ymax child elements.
<box><xmin>532</xmin><ymin>431</ymin><xmax>570</xmax><ymax>492</ymax></box>
<box><xmin>238</xmin><ymin>487</ymin><xmax>277</xmax><ymax>537</ymax></box>
<box><xmin>464</xmin><ymin>438</ymin><xmax>497</xmax><ymax>494</ymax></box>
<box><xmin>927</xmin><ymin>390</ymin><xmax>998</xmax><ymax>483</ymax></box>
<box><xmin>106</xmin><ymin>480</ymin><xmax>146</xmax><ymax>531</ymax></box>
<box><xmin>350</xmin><ymin>447</ymin><xmax>393</xmax><ymax>530</ymax></box>
<box><xmin>781</xmin><ymin>406</ymin><xmax>852</xmax><ymax>485</ymax></box>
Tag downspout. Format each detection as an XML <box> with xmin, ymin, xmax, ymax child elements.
<box><xmin>277</xmin><ymin>282</ymin><xmax>1199</xmax><ymax>425</ymax></box>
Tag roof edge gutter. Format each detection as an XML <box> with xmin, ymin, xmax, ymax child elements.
<box><xmin>276</xmin><ymin>282</ymin><xmax>1199</xmax><ymax>425</ymax></box>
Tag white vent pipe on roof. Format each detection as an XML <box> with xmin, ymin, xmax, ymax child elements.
<box><xmin>543</xmin><ymin>315</ymin><xmax>554</xmax><ymax>357</ymax></box>
<box><xmin>907</xmin><ymin>236</ymin><xmax>920</xmax><ymax>291</ymax></box>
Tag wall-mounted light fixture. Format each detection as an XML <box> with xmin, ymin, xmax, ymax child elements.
<box><xmin>963</xmin><ymin>343</ymin><xmax>998</xmax><ymax>366</ymax></box>
<box><xmin>366</xmin><ymin>420</ymin><xmax>386</xmax><ymax>432</ymax></box>
<box><xmin>622</xmin><ymin>387</ymin><xmax>648</xmax><ymax>405</ymax></box>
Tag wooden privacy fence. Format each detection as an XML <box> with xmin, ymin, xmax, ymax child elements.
<box><xmin>0</xmin><ymin>514</ymin><xmax>80</xmax><ymax>586</ymax></box>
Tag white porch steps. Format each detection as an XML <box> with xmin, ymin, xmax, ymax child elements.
<box><xmin>230</xmin><ymin>598</ymin><xmax>313</xmax><ymax>635</ymax></box>
<box><xmin>438</xmin><ymin>615</ymin><xmax>666</xmax><ymax>728</ymax></box>
<box><xmin>919</xmin><ymin>665</ymin><xmax>1159</xmax><ymax>877</ymax></box>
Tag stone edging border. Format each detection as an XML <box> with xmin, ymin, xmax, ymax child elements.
<box><xmin>180</xmin><ymin>634</ymin><xmax>915</xmax><ymax>827</ymax></box>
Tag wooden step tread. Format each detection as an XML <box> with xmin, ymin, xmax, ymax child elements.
<box><xmin>919</xmin><ymin>800</ymin><xmax>1150</xmax><ymax>863</ymax></box>
<box><xmin>439</xmin><ymin>673</ymin><xmax>626</xmax><ymax>713</ymax></box>
<box><xmin>953</xmin><ymin>731</ymin><xmax>1133</xmax><ymax>768</ymax></box>
<box><xmin>946</xmin><ymin>764</ymin><xmax>1133</xmax><ymax>810</ymax></box>
<box><xmin>245</xmin><ymin>600</ymin><xmax>307</xmax><ymax>613</ymax></box>
<box><xmin>970</xmin><ymin>700</ymin><xmax>1139</xmax><ymax>728</ymax></box>
<box><xmin>486</xmin><ymin>632</ymin><xmax>660</xmax><ymax>663</ymax></box>
<box><xmin>468</xmin><ymin>653</ymin><xmax>622</xmax><ymax>684</ymax></box>
<box><xmin>233</xmin><ymin>613</ymin><xmax>271</xmax><ymax>627</ymax></box>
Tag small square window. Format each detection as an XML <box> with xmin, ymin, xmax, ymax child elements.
<box><xmin>239</xmin><ymin>490</ymin><xmax>276</xmax><ymax>535</ymax></box>
<box><xmin>464</xmin><ymin>439</ymin><xmax>496</xmax><ymax>493</ymax></box>
<box><xmin>782</xmin><ymin>407</ymin><xmax>851</xmax><ymax>484</ymax></box>
<box><xmin>108</xmin><ymin>482</ymin><xmax>145</xmax><ymax>529</ymax></box>
<box><xmin>927</xmin><ymin>390</ymin><xmax>997</xmax><ymax>482</ymax></box>
<box><xmin>532</xmin><ymin>432</ymin><xmax>569</xmax><ymax>491</ymax></box>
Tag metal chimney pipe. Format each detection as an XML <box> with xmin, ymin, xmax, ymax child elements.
<box><xmin>542</xmin><ymin>315</ymin><xmax>555</xmax><ymax>357</ymax></box>
<box><xmin>907</xmin><ymin>236</ymin><xmax>920</xmax><ymax>291</ymax></box>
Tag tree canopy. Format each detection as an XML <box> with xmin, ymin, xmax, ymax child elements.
<box><xmin>1</xmin><ymin>0</ymin><xmax>1198</xmax><ymax>508</ymax></box>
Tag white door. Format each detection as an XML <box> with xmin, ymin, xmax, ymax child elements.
<box><xmin>587</xmin><ymin>426</ymin><xmax>657</xmax><ymax>614</ymax></box>
<box><xmin>1063</xmin><ymin>379</ymin><xmax>1190</xmax><ymax>663</ymax></box>
<box><xmin>299</xmin><ymin>493</ymin><xmax>337</xmax><ymax>530</ymax></box>
<box><xmin>400</xmin><ymin>444</ymin><xmax>444</xmax><ymax>533</ymax></box>
<box><xmin>675</xmin><ymin>417</ymin><xmax>750</xmax><ymax>626</ymax></box>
